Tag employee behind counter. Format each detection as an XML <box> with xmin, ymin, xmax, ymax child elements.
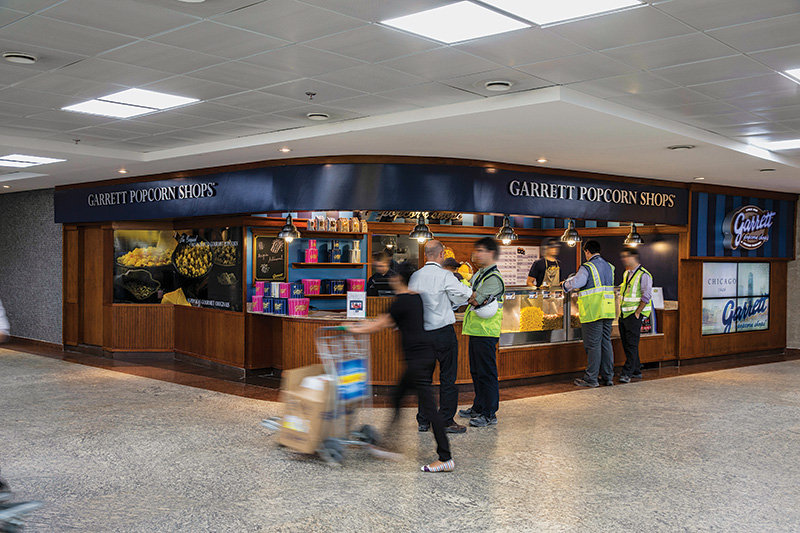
<box><xmin>367</xmin><ymin>251</ymin><xmax>397</xmax><ymax>296</ymax></box>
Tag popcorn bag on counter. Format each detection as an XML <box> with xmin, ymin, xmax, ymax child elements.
<box><xmin>252</xmin><ymin>295</ymin><xmax>263</xmax><ymax>313</ymax></box>
<box><xmin>290</xmin><ymin>282</ymin><xmax>304</xmax><ymax>298</ymax></box>
<box><xmin>346</xmin><ymin>279</ymin><xmax>365</xmax><ymax>292</ymax></box>
<box><xmin>288</xmin><ymin>298</ymin><xmax>310</xmax><ymax>317</ymax></box>
<box><xmin>255</xmin><ymin>281</ymin><xmax>265</xmax><ymax>296</ymax></box>
<box><xmin>302</xmin><ymin>279</ymin><xmax>321</xmax><ymax>295</ymax></box>
<box><xmin>325</xmin><ymin>279</ymin><xmax>346</xmax><ymax>295</ymax></box>
<box><xmin>272</xmin><ymin>298</ymin><xmax>288</xmax><ymax>315</ymax></box>
<box><xmin>278</xmin><ymin>283</ymin><xmax>291</xmax><ymax>299</ymax></box>
<box><xmin>270</xmin><ymin>282</ymin><xmax>282</xmax><ymax>298</ymax></box>
<box><xmin>304</xmin><ymin>239</ymin><xmax>318</xmax><ymax>263</ymax></box>
<box><xmin>263</xmin><ymin>297</ymin><xmax>274</xmax><ymax>314</ymax></box>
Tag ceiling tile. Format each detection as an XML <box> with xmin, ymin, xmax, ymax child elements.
<box><xmin>193</xmin><ymin>121</ymin><xmax>271</xmax><ymax>138</ymax></box>
<box><xmin>131</xmin><ymin>0</ymin><xmax>269</xmax><ymax>18</ymax></box>
<box><xmin>26</xmin><ymin>109</ymin><xmax>118</xmax><ymax>128</ymax></box>
<box><xmin>39</xmin><ymin>0</ymin><xmax>197</xmax><ymax>38</ymax></box>
<box><xmin>54</xmin><ymin>58</ymin><xmax>173</xmax><ymax>87</ymax></box>
<box><xmin>150</xmin><ymin>21</ymin><xmax>289</xmax><ymax>60</ymax></box>
<box><xmin>100</xmin><ymin>41</ymin><xmax>225</xmax><ymax>75</ymax></box>
<box><xmin>516</xmin><ymin>52</ymin><xmax>637</xmax><ymax>85</ymax></box>
<box><xmin>652</xmin><ymin>55</ymin><xmax>774</xmax><ymax>87</ymax></box>
<box><xmin>0</xmin><ymin>15</ymin><xmax>135</xmax><ymax>55</ymax></box>
<box><xmin>10</xmin><ymin>74</ymin><xmax>126</xmax><ymax>100</ymax></box>
<box><xmin>0</xmin><ymin>0</ymin><xmax>65</xmax><ymax>14</ymax></box>
<box><xmin>314</xmin><ymin>64</ymin><xmax>427</xmax><ymax>93</ymax></box>
<box><xmin>685</xmin><ymin>112</ymin><xmax>771</xmax><ymax>129</ymax></box>
<box><xmin>0</xmin><ymin>7</ymin><xmax>27</xmax><ymax>26</ymax></box>
<box><xmin>601</xmin><ymin>33</ymin><xmax>737</xmax><ymax>71</ymax></box>
<box><xmin>2</xmin><ymin>113</ymin><xmax>110</xmax><ymax>132</ymax></box>
<box><xmin>130</xmin><ymin>112</ymin><xmax>219</xmax><ymax>129</ymax></box>
<box><xmin>0</xmin><ymin>38</ymin><xmax>87</xmax><ymax>71</ymax></box>
<box><xmin>607</xmin><ymin>87</ymin><xmax>712</xmax><ymax>110</ymax></box>
<box><xmin>0</xmin><ymin>125</ymin><xmax>55</xmax><ymax>139</ymax></box>
<box><xmin>209</xmin><ymin>91</ymin><xmax>301</xmax><ymax>113</ymax></box>
<box><xmin>305</xmin><ymin>24</ymin><xmax>440</xmax><ymax>63</ymax></box>
<box><xmin>272</xmin><ymin>104</ymin><xmax>365</xmax><ymax>123</ymax></box>
<box><xmin>378</xmin><ymin>82</ymin><xmax>481</xmax><ymax>107</ymax></box>
<box><xmin>708</xmin><ymin>14</ymin><xmax>800</xmax><ymax>53</ymax></box>
<box><xmin>711</xmin><ymin>122</ymin><xmax>793</xmax><ymax>137</ymax></box>
<box><xmin>240</xmin><ymin>45</ymin><xmax>364</xmax><ymax>77</ymax></box>
<box><xmin>98</xmin><ymin>120</ymin><xmax>179</xmax><ymax>136</ymax></box>
<box><xmin>655</xmin><ymin>0</ymin><xmax>800</xmax><ymax>31</ymax></box>
<box><xmin>0</xmin><ymin>63</ymin><xmax>42</xmax><ymax>85</ymax></box>
<box><xmin>750</xmin><ymin>44</ymin><xmax>800</xmax><ymax>73</ymax></box>
<box><xmin>456</xmin><ymin>27</ymin><xmax>587</xmax><ymax>67</ymax></box>
<box><xmin>647</xmin><ymin>101</ymin><xmax>741</xmax><ymax>119</ymax></box>
<box><xmin>227</xmin><ymin>113</ymin><xmax>307</xmax><ymax>131</ymax></box>
<box><xmin>0</xmin><ymin>101</ymin><xmax>51</xmax><ymax>118</ymax></box>
<box><xmin>327</xmin><ymin>94</ymin><xmax>421</xmax><ymax>115</ymax></box>
<box><xmin>726</xmin><ymin>91</ymin><xmax>800</xmax><ymax>112</ymax></box>
<box><xmin>568</xmin><ymin>72</ymin><xmax>677</xmax><ymax>99</ymax></box>
<box><xmin>546</xmin><ymin>7</ymin><xmax>694</xmax><ymax>51</ymax></box>
<box><xmin>140</xmin><ymin>76</ymin><xmax>246</xmax><ymax>102</ymax></box>
<box><xmin>62</xmin><ymin>125</ymin><xmax>142</xmax><ymax>141</ymax></box>
<box><xmin>44</xmin><ymin>131</ymin><xmax>135</xmax><ymax>146</ymax></box>
<box><xmin>381</xmin><ymin>48</ymin><xmax>499</xmax><ymax>81</ymax></box>
<box><xmin>212</xmin><ymin>0</ymin><xmax>365</xmax><ymax>43</ymax></box>
<box><xmin>442</xmin><ymin>68</ymin><xmax>552</xmax><ymax>96</ymax></box>
<box><xmin>186</xmin><ymin>61</ymin><xmax>300</xmax><ymax>91</ymax></box>
<box><xmin>753</xmin><ymin>105</ymin><xmax>800</xmax><ymax>122</ymax></box>
<box><xmin>777</xmin><ymin>118</ymin><xmax>800</xmax><ymax>131</ymax></box>
<box><xmin>0</xmin><ymin>87</ymin><xmax>84</xmax><ymax>110</ymax></box>
<box><xmin>691</xmin><ymin>74</ymin><xmax>800</xmax><ymax>100</ymax></box>
<box><xmin>154</xmin><ymin>101</ymin><xmax>256</xmax><ymax>123</ymax></box>
<box><xmin>260</xmin><ymin>79</ymin><xmax>364</xmax><ymax>104</ymax></box>
<box><xmin>298</xmin><ymin>0</ymin><xmax>452</xmax><ymax>23</ymax></box>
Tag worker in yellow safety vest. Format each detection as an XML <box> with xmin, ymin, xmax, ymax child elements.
<box><xmin>618</xmin><ymin>247</ymin><xmax>653</xmax><ymax>383</ymax></box>
<box><xmin>562</xmin><ymin>240</ymin><xmax>616</xmax><ymax>388</ymax></box>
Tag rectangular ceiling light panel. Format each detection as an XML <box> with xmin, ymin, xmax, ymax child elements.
<box><xmin>381</xmin><ymin>1</ymin><xmax>529</xmax><ymax>44</ymax></box>
<box><xmin>752</xmin><ymin>138</ymin><xmax>800</xmax><ymax>151</ymax></box>
<box><xmin>0</xmin><ymin>154</ymin><xmax>66</xmax><ymax>167</ymax></box>
<box><xmin>62</xmin><ymin>99</ymin><xmax>156</xmax><ymax>118</ymax></box>
<box><xmin>63</xmin><ymin>89</ymin><xmax>200</xmax><ymax>118</ymax></box>
<box><xmin>482</xmin><ymin>0</ymin><xmax>644</xmax><ymax>25</ymax></box>
<box><xmin>785</xmin><ymin>68</ymin><xmax>800</xmax><ymax>83</ymax></box>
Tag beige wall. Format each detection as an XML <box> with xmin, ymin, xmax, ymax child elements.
<box><xmin>787</xmin><ymin>206</ymin><xmax>800</xmax><ymax>349</ymax></box>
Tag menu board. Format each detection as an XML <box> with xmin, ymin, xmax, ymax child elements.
<box><xmin>701</xmin><ymin>262</ymin><xmax>769</xmax><ymax>335</ymax></box>
<box><xmin>253</xmin><ymin>236</ymin><xmax>287</xmax><ymax>282</ymax></box>
<box><xmin>113</xmin><ymin>227</ymin><xmax>243</xmax><ymax>311</ymax></box>
<box><xmin>497</xmin><ymin>245</ymin><xmax>540</xmax><ymax>286</ymax></box>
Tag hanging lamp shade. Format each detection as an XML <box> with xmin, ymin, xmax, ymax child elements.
<box><xmin>560</xmin><ymin>219</ymin><xmax>581</xmax><ymax>247</ymax></box>
<box><xmin>624</xmin><ymin>222</ymin><xmax>643</xmax><ymax>246</ymax></box>
<box><xmin>409</xmin><ymin>214</ymin><xmax>433</xmax><ymax>243</ymax></box>
<box><xmin>277</xmin><ymin>214</ymin><xmax>301</xmax><ymax>243</ymax></box>
<box><xmin>496</xmin><ymin>215</ymin><xmax>518</xmax><ymax>245</ymax></box>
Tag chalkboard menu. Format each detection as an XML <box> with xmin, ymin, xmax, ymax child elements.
<box><xmin>254</xmin><ymin>235</ymin><xmax>287</xmax><ymax>281</ymax></box>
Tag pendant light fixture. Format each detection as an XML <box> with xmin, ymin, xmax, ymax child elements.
<box><xmin>277</xmin><ymin>214</ymin><xmax>301</xmax><ymax>243</ymax></box>
<box><xmin>560</xmin><ymin>219</ymin><xmax>581</xmax><ymax>247</ymax></box>
<box><xmin>624</xmin><ymin>222</ymin><xmax>643</xmax><ymax>246</ymax></box>
<box><xmin>409</xmin><ymin>213</ymin><xmax>433</xmax><ymax>244</ymax></box>
<box><xmin>496</xmin><ymin>215</ymin><xmax>518</xmax><ymax>245</ymax></box>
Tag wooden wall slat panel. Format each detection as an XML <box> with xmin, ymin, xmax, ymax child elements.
<box><xmin>80</xmin><ymin>226</ymin><xmax>104</xmax><ymax>346</ymax></box>
<box><xmin>174</xmin><ymin>306</ymin><xmax>245</xmax><ymax>365</ymax></box>
<box><xmin>104</xmin><ymin>305</ymin><xmax>174</xmax><ymax>351</ymax></box>
<box><xmin>63</xmin><ymin>227</ymin><xmax>80</xmax><ymax>346</ymax></box>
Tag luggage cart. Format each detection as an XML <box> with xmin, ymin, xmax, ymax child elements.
<box><xmin>261</xmin><ymin>326</ymin><xmax>378</xmax><ymax>465</ymax></box>
<box><xmin>0</xmin><ymin>477</ymin><xmax>42</xmax><ymax>533</ymax></box>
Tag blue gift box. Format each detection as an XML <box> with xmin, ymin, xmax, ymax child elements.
<box><xmin>290</xmin><ymin>282</ymin><xmax>304</xmax><ymax>298</ymax></box>
<box><xmin>330</xmin><ymin>279</ymin><xmax>346</xmax><ymax>295</ymax></box>
<box><xmin>263</xmin><ymin>297</ymin><xmax>273</xmax><ymax>314</ymax></box>
<box><xmin>272</xmin><ymin>298</ymin><xmax>288</xmax><ymax>315</ymax></box>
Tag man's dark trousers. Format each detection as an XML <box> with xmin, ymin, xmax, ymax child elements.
<box><xmin>581</xmin><ymin>318</ymin><xmax>614</xmax><ymax>385</ymax></box>
<box><xmin>417</xmin><ymin>325</ymin><xmax>459</xmax><ymax>426</ymax></box>
<box><xmin>619</xmin><ymin>314</ymin><xmax>642</xmax><ymax>378</ymax></box>
<box><xmin>468</xmin><ymin>335</ymin><xmax>499</xmax><ymax>418</ymax></box>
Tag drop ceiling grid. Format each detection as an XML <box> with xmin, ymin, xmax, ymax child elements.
<box><xmin>0</xmin><ymin>0</ymin><xmax>796</xmax><ymax>155</ymax></box>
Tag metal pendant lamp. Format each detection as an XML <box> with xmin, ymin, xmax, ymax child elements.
<box><xmin>409</xmin><ymin>214</ymin><xmax>433</xmax><ymax>243</ymax></box>
<box><xmin>560</xmin><ymin>219</ymin><xmax>581</xmax><ymax>247</ymax></box>
<box><xmin>624</xmin><ymin>222</ymin><xmax>643</xmax><ymax>246</ymax></box>
<box><xmin>277</xmin><ymin>214</ymin><xmax>301</xmax><ymax>243</ymax></box>
<box><xmin>496</xmin><ymin>215</ymin><xmax>518</xmax><ymax>245</ymax></box>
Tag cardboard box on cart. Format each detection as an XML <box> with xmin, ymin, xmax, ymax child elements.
<box><xmin>278</xmin><ymin>364</ymin><xmax>344</xmax><ymax>454</ymax></box>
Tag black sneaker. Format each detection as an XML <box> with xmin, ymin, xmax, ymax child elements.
<box><xmin>445</xmin><ymin>422</ymin><xmax>467</xmax><ymax>434</ymax></box>
<box><xmin>600</xmin><ymin>379</ymin><xmax>614</xmax><ymax>386</ymax></box>
<box><xmin>618</xmin><ymin>375</ymin><xmax>631</xmax><ymax>384</ymax></box>
<box><xmin>632</xmin><ymin>373</ymin><xmax>643</xmax><ymax>380</ymax></box>
<box><xmin>469</xmin><ymin>415</ymin><xmax>497</xmax><ymax>427</ymax></box>
<box><xmin>458</xmin><ymin>407</ymin><xmax>480</xmax><ymax>419</ymax></box>
<box><xmin>574</xmin><ymin>378</ymin><xmax>599</xmax><ymax>388</ymax></box>
<box><xmin>418</xmin><ymin>423</ymin><xmax>430</xmax><ymax>432</ymax></box>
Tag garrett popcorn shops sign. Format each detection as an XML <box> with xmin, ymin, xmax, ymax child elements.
<box><xmin>722</xmin><ymin>205</ymin><xmax>776</xmax><ymax>251</ymax></box>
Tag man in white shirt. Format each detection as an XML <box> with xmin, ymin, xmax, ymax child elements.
<box><xmin>0</xmin><ymin>298</ymin><xmax>9</xmax><ymax>343</ymax></box>
<box><xmin>409</xmin><ymin>240</ymin><xmax>472</xmax><ymax>434</ymax></box>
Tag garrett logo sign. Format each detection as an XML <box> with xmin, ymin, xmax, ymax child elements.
<box><xmin>723</xmin><ymin>205</ymin><xmax>776</xmax><ymax>250</ymax></box>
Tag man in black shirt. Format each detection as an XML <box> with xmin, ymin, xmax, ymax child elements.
<box><xmin>348</xmin><ymin>267</ymin><xmax>453</xmax><ymax>473</ymax></box>
<box><xmin>367</xmin><ymin>251</ymin><xmax>396</xmax><ymax>296</ymax></box>
<box><xmin>527</xmin><ymin>238</ymin><xmax>561</xmax><ymax>288</ymax></box>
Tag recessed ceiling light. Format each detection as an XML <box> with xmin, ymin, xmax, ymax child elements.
<box><xmin>0</xmin><ymin>154</ymin><xmax>66</xmax><ymax>168</ymax></box>
<box><xmin>484</xmin><ymin>80</ymin><xmax>513</xmax><ymax>92</ymax></box>
<box><xmin>537</xmin><ymin>158</ymin><xmax>548</xmax><ymax>163</ymax></box>
<box><xmin>759</xmin><ymin>168</ymin><xmax>776</xmax><ymax>172</ymax></box>
<box><xmin>2</xmin><ymin>185</ymin><xmax>10</xmax><ymax>189</ymax></box>
<box><xmin>485</xmin><ymin>167</ymin><xmax>497</xmax><ymax>173</ymax></box>
<box><xmin>3</xmin><ymin>51</ymin><xmax>37</xmax><ymax>64</ymax></box>
<box><xmin>118</xmin><ymin>168</ymin><xmax>128</xmax><ymax>174</ymax></box>
<box><xmin>381</xmin><ymin>1</ymin><xmax>529</xmax><ymax>44</ymax></box>
<box><xmin>63</xmin><ymin>88</ymin><xmax>199</xmax><ymax>118</ymax></box>
<box><xmin>306</xmin><ymin>112</ymin><xmax>330</xmax><ymax>121</ymax></box>
<box><xmin>752</xmin><ymin>138</ymin><xmax>800</xmax><ymax>151</ymax></box>
<box><xmin>667</xmin><ymin>144</ymin><xmax>695</xmax><ymax>150</ymax></box>
<box><xmin>693</xmin><ymin>177</ymin><xmax>705</xmax><ymax>181</ymax></box>
<box><xmin>785</xmin><ymin>68</ymin><xmax>800</xmax><ymax>83</ymax></box>
<box><xmin>482</xmin><ymin>0</ymin><xmax>644</xmax><ymax>26</ymax></box>
<box><xmin>177</xmin><ymin>0</ymin><xmax>206</xmax><ymax>3</ymax></box>
<box><xmin>279</xmin><ymin>147</ymin><xmax>292</xmax><ymax>153</ymax></box>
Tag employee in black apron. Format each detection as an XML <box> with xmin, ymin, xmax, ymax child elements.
<box><xmin>527</xmin><ymin>238</ymin><xmax>562</xmax><ymax>315</ymax></box>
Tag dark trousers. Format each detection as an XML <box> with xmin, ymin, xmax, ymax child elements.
<box><xmin>582</xmin><ymin>318</ymin><xmax>614</xmax><ymax>385</ymax></box>
<box><xmin>417</xmin><ymin>325</ymin><xmax>459</xmax><ymax>426</ymax></box>
<box><xmin>619</xmin><ymin>314</ymin><xmax>642</xmax><ymax>377</ymax></box>
<box><xmin>468</xmin><ymin>336</ymin><xmax>499</xmax><ymax>418</ymax></box>
<box><xmin>389</xmin><ymin>357</ymin><xmax>451</xmax><ymax>462</ymax></box>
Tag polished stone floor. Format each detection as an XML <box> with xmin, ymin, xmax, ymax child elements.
<box><xmin>2</xmin><ymin>347</ymin><xmax>800</xmax><ymax>532</ymax></box>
